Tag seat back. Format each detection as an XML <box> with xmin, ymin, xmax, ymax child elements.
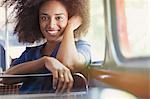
<box><xmin>0</xmin><ymin>83</ymin><xmax>21</xmax><ymax>95</ymax></box>
<box><xmin>0</xmin><ymin>73</ymin><xmax>88</xmax><ymax>95</ymax></box>
<box><xmin>0</xmin><ymin>44</ymin><xmax>6</xmax><ymax>72</ymax></box>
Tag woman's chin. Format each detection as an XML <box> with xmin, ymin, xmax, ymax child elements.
<box><xmin>47</xmin><ymin>36</ymin><xmax>63</xmax><ymax>42</ymax></box>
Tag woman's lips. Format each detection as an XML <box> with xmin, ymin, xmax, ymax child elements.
<box><xmin>46</xmin><ymin>30</ymin><xmax>58</xmax><ymax>36</ymax></box>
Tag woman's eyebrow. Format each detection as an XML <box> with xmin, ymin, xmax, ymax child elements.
<box><xmin>40</xmin><ymin>12</ymin><xmax>65</xmax><ymax>16</ymax></box>
<box><xmin>55</xmin><ymin>13</ymin><xmax>65</xmax><ymax>15</ymax></box>
<box><xmin>39</xmin><ymin>13</ymin><xmax>48</xmax><ymax>16</ymax></box>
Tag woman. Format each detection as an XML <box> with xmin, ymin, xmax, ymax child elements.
<box><xmin>2</xmin><ymin>0</ymin><xmax>91</xmax><ymax>94</ymax></box>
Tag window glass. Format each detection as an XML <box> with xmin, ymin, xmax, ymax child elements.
<box><xmin>3</xmin><ymin>5</ymin><xmax>26</xmax><ymax>68</ymax></box>
<box><xmin>117</xmin><ymin>0</ymin><xmax>150</xmax><ymax>58</ymax></box>
<box><xmin>0</xmin><ymin>6</ymin><xmax>5</xmax><ymax>48</ymax></box>
<box><xmin>0</xmin><ymin>6</ymin><xmax>6</xmax><ymax>72</ymax></box>
<box><xmin>85</xmin><ymin>0</ymin><xmax>105</xmax><ymax>63</ymax></box>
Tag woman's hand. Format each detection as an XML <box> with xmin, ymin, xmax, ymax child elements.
<box><xmin>44</xmin><ymin>56</ymin><xmax>74</xmax><ymax>93</ymax></box>
<box><xmin>67</xmin><ymin>15</ymin><xmax>82</xmax><ymax>32</ymax></box>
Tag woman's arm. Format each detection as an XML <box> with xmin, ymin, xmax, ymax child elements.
<box><xmin>2</xmin><ymin>56</ymin><xmax>73</xmax><ymax>93</ymax></box>
<box><xmin>2</xmin><ymin>57</ymin><xmax>46</xmax><ymax>84</ymax></box>
<box><xmin>56</xmin><ymin>16</ymin><xmax>86</xmax><ymax>72</ymax></box>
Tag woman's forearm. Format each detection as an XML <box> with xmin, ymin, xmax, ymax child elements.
<box><xmin>56</xmin><ymin>27</ymin><xmax>85</xmax><ymax>72</ymax></box>
<box><xmin>5</xmin><ymin>57</ymin><xmax>46</xmax><ymax>75</ymax></box>
<box><xmin>2</xmin><ymin>57</ymin><xmax>46</xmax><ymax>84</ymax></box>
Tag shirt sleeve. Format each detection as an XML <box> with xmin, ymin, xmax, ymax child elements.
<box><xmin>76</xmin><ymin>40</ymin><xmax>91</xmax><ymax>65</ymax></box>
<box><xmin>10</xmin><ymin>47</ymin><xmax>32</xmax><ymax>66</ymax></box>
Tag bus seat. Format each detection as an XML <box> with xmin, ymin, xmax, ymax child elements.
<box><xmin>0</xmin><ymin>44</ymin><xmax>6</xmax><ymax>71</ymax></box>
<box><xmin>0</xmin><ymin>73</ymin><xmax>88</xmax><ymax>94</ymax></box>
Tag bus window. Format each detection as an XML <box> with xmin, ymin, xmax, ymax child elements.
<box><xmin>116</xmin><ymin>0</ymin><xmax>150</xmax><ymax>58</ymax></box>
<box><xmin>0</xmin><ymin>6</ymin><xmax>6</xmax><ymax>72</ymax></box>
<box><xmin>0</xmin><ymin>6</ymin><xmax>5</xmax><ymax>46</ymax></box>
<box><xmin>0</xmin><ymin>3</ymin><xmax>27</xmax><ymax>69</ymax></box>
<box><xmin>86</xmin><ymin>0</ymin><xmax>105</xmax><ymax>64</ymax></box>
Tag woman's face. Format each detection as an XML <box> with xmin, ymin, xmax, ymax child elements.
<box><xmin>39</xmin><ymin>0</ymin><xmax>68</xmax><ymax>42</ymax></box>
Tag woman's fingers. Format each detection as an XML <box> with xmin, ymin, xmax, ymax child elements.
<box><xmin>55</xmin><ymin>70</ymin><xmax>64</xmax><ymax>93</ymax></box>
<box><xmin>68</xmin><ymin>15</ymin><xmax>82</xmax><ymax>31</ymax></box>
<box><xmin>59</xmin><ymin>72</ymin><xmax>69</xmax><ymax>93</ymax></box>
<box><xmin>45</xmin><ymin>57</ymin><xmax>74</xmax><ymax>93</ymax></box>
<box><xmin>52</xmin><ymin>70</ymin><xmax>58</xmax><ymax>90</ymax></box>
<box><xmin>67</xmin><ymin>71</ymin><xmax>74</xmax><ymax>93</ymax></box>
<box><xmin>55</xmin><ymin>69</ymin><xmax>74</xmax><ymax>94</ymax></box>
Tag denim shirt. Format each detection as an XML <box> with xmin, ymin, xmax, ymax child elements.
<box><xmin>11</xmin><ymin>40</ymin><xmax>91</xmax><ymax>94</ymax></box>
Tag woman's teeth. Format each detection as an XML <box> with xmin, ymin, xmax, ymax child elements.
<box><xmin>46</xmin><ymin>30</ymin><xmax>58</xmax><ymax>35</ymax></box>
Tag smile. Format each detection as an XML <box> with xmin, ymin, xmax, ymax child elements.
<box><xmin>46</xmin><ymin>30</ymin><xmax>59</xmax><ymax>36</ymax></box>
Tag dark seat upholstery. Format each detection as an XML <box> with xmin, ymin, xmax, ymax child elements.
<box><xmin>0</xmin><ymin>73</ymin><xmax>88</xmax><ymax>95</ymax></box>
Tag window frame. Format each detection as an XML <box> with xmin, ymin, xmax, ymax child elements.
<box><xmin>103</xmin><ymin>0</ymin><xmax>150</xmax><ymax>68</ymax></box>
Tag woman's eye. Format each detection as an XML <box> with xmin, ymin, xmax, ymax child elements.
<box><xmin>56</xmin><ymin>16</ymin><xmax>64</xmax><ymax>21</ymax></box>
<box><xmin>40</xmin><ymin>16</ymin><xmax>48</xmax><ymax>21</ymax></box>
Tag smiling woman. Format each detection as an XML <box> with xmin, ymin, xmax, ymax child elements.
<box><xmin>0</xmin><ymin>0</ymin><xmax>149</xmax><ymax>98</ymax></box>
<box><xmin>1</xmin><ymin>0</ymin><xmax>91</xmax><ymax>94</ymax></box>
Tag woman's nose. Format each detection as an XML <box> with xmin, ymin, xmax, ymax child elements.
<box><xmin>48</xmin><ymin>18</ymin><xmax>56</xmax><ymax>28</ymax></box>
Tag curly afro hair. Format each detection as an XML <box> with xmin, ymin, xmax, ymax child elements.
<box><xmin>2</xmin><ymin>0</ymin><xmax>90</xmax><ymax>43</ymax></box>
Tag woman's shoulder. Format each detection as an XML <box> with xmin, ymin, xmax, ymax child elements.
<box><xmin>10</xmin><ymin>44</ymin><xmax>44</xmax><ymax>66</ymax></box>
<box><xmin>75</xmin><ymin>39</ymin><xmax>91</xmax><ymax>46</ymax></box>
<box><xmin>23</xmin><ymin>44</ymin><xmax>44</xmax><ymax>54</ymax></box>
<box><xmin>26</xmin><ymin>43</ymin><xmax>44</xmax><ymax>50</ymax></box>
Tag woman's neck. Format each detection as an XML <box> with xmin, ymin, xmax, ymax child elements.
<box><xmin>42</xmin><ymin>41</ymin><xmax>58</xmax><ymax>56</ymax></box>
